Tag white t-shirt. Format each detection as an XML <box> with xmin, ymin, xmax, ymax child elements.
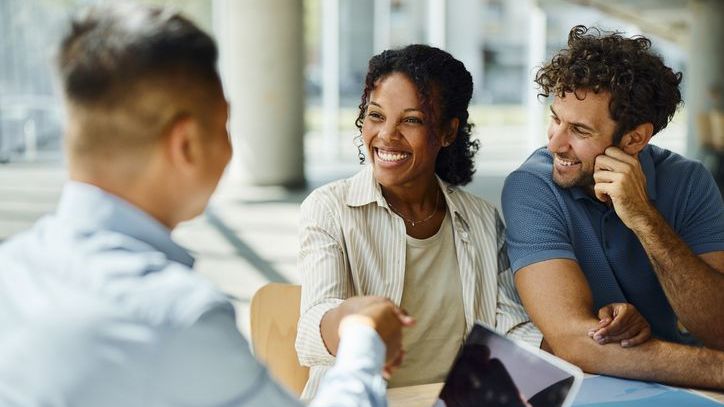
<box><xmin>388</xmin><ymin>212</ymin><xmax>466</xmax><ymax>387</ymax></box>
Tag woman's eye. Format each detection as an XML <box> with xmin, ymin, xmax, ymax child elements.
<box><xmin>367</xmin><ymin>111</ymin><xmax>383</xmax><ymax>120</ymax></box>
<box><xmin>404</xmin><ymin>117</ymin><xmax>423</xmax><ymax>124</ymax></box>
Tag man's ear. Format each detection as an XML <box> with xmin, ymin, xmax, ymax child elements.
<box><xmin>441</xmin><ymin>117</ymin><xmax>459</xmax><ymax>147</ymax></box>
<box><xmin>619</xmin><ymin>122</ymin><xmax>653</xmax><ymax>155</ymax></box>
<box><xmin>164</xmin><ymin>114</ymin><xmax>198</xmax><ymax>169</ymax></box>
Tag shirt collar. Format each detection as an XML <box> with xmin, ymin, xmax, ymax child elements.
<box><xmin>56</xmin><ymin>181</ymin><xmax>195</xmax><ymax>268</ymax></box>
<box><xmin>571</xmin><ymin>145</ymin><xmax>657</xmax><ymax>202</ymax></box>
<box><xmin>344</xmin><ymin>165</ymin><xmax>470</xmax><ymax>225</ymax></box>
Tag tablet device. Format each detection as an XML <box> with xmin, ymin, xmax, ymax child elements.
<box><xmin>435</xmin><ymin>323</ymin><xmax>583</xmax><ymax>407</ymax></box>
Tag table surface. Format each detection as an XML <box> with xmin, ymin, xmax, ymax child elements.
<box><xmin>387</xmin><ymin>382</ymin><xmax>724</xmax><ymax>407</ymax></box>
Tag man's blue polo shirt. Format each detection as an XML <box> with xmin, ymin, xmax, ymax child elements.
<box><xmin>501</xmin><ymin>145</ymin><xmax>724</xmax><ymax>345</ymax></box>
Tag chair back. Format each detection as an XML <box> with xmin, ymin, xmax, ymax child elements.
<box><xmin>250</xmin><ymin>283</ymin><xmax>309</xmax><ymax>396</ymax></box>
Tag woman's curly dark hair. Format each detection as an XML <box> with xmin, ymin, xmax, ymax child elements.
<box><xmin>354</xmin><ymin>44</ymin><xmax>479</xmax><ymax>186</ymax></box>
<box><xmin>535</xmin><ymin>25</ymin><xmax>683</xmax><ymax>143</ymax></box>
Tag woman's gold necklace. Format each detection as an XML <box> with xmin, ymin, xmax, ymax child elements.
<box><xmin>386</xmin><ymin>188</ymin><xmax>441</xmax><ymax>227</ymax></box>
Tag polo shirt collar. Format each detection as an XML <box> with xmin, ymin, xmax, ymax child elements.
<box><xmin>344</xmin><ymin>165</ymin><xmax>470</xmax><ymax>225</ymax></box>
<box><xmin>56</xmin><ymin>181</ymin><xmax>195</xmax><ymax>268</ymax></box>
<box><xmin>570</xmin><ymin>145</ymin><xmax>657</xmax><ymax>202</ymax></box>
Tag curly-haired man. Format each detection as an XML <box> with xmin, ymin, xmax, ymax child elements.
<box><xmin>502</xmin><ymin>26</ymin><xmax>724</xmax><ymax>388</ymax></box>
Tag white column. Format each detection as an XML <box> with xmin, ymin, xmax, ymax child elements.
<box><xmin>427</xmin><ymin>0</ymin><xmax>446</xmax><ymax>48</ymax></box>
<box><xmin>526</xmin><ymin>1</ymin><xmax>547</xmax><ymax>153</ymax></box>
<box><xmin>213</xmin><ymin>0</ymin><xmax>305</xmax><ymax>186</ymax></box>
<box><xmin>686</xmin><ymin>0</ymin><xmax>724</xmax><ymax>158</ymax></box>
<box><xmin>374</xmin><ymin>0</ymin><xmax>391</xmax><ymax>54</ymax></box>
<box><xmin>446</xmin><ymin>0</ymin><xmax>483</xmax><ymax>101</ymax></box>
<box><xmin>322</xmin><ymin>0</ymin><xmax>340</xmax><ymax>161</ymax></box>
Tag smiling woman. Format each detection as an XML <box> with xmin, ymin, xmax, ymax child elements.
<box><xmin>295</xmin><ymin>44</ymin><xmax>540</xmax><ymax>400</ymax></box>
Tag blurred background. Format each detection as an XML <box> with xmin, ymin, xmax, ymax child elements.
<box><xmin>1</xmin><ymin>0</ymin><xmax>722</xmax><ymax>335</ymax></box>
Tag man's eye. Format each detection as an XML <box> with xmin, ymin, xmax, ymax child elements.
<box><xmin>572</xmin><ymin>127</ymin><xmax>589</xmax><ymax>136</ymax></box>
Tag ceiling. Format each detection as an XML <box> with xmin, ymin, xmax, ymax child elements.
<box><xmin>555</xmin><ymin>0</ymin><xmax>691</xmax><ymax>46</ymax></box>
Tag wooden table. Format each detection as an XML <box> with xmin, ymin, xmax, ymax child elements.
<box><xmin>387</xmin><ymin>382</ymin><xmax>724</xmax><ymax>407</ymax></box>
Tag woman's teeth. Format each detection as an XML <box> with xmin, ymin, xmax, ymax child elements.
<box><xmin>377</xmin><ymin>149</ymin><xmax>410</xmax><ymax>162</ymax></box>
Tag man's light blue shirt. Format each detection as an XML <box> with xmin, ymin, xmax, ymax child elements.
<box><xmin>0</xmin><ymin>181</ymin><xmax>387</xmax><ymax>406</ymax></box>
<box><xmin>502</xmin><ymin>145</ymin><xmax>724</xmax><ymax>345</ymax></box>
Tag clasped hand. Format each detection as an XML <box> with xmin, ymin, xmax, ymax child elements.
<box><xmin>338</xmin><ymin>296</ymin><xmax>415</xmax><ymax>378</ymax></box>
<box><xmin>588</xmin><ymin>302</ymin><xmax>652</xmax><ymax>348</ymax></box>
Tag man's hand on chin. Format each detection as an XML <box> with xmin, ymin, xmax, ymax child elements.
<box><xmin>593</xmin><ymin>146</ymin><xmax>655</xmax><ymax>230</ymax></box>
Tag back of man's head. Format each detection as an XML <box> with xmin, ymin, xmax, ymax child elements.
<box><xmin>58</xmin><ymin>2</ymin><xmax>221</xmax><ymax>177</ymax></box>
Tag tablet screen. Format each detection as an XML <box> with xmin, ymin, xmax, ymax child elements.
<box><xmin>436</xmin><ymin>324</ymin><xmax>580</xmax><ymax>407</ymax></box>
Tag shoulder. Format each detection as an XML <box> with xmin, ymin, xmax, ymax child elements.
<box><xmin>302</xmin><ymin>177</ymin><xmax>350</xmax><ymax>211</ymax></box>
<box><xmin>646</xmin><ymin>145</ymin><xmax>719</xmax><ymax>202</ymax></box>
<box><xmin>301</xmin><ymin>168</ymin><xmax>374</xmax><ymax>220</ymax></box>
<box><xmin>503</xmin><ymin>148</ymin><xmax>556</xmax><ymax>193</ymax></box>
<box><xmin>447</xmin><ymin>186</ymin><xmax>499</xmax><ymax>221</ymax></box>
<box><xmin>503</xmin><ymin>148</ymin><xmax>561</xmax><ymax>206</ymax></box>
<box><xmin>28</xmin><ymin>221</ymin><xmax>230</xmax><ymax>327</ymax></box>
<box><xmin>113</xmin><ymin>259</ymin><xmax>233</xmax><ymax>327</ymax></box>
<box><xmin>648</xmin><ymin>144</ymin><xmax>711</xmax><ymax>183</ymax></box>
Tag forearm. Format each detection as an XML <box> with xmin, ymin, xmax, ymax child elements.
<box><xmin>632</xmin><ymin>208</ymin><xmax>724</xmax><ymax>347</ymax></box>
<box><xmin>551</xmin><ymin>330</ymin><xmax>724</xmax><ymax>389</ymax></box>
<box><xmin>297</xmin><ymin>301</ymin><xmax>342</xmax><ymax>366</ymax></box>
<box><xmin>320</xmin><ymin>307</ymin><xmax>343</xmax><ymax>356</ymax></box>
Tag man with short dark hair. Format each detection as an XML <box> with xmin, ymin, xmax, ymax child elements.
<box><xmin>0</xmin><ymin>3</ymin><xmax>411</xmax><ymax>406</ymax></box>
<box><xmin>502</xmin><ymin>26</ymin><xmax>724</xmax><ymax>388</ymax></box>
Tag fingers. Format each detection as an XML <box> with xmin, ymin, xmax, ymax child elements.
<box><xmin>621</xmin><ymin>326</ymin><xmax>651</xmax><ymax>348</ymax></box>
<box><xmin>604</xmin><ymin>146</ymin><xmax>637</xmax><ymax>164</ymax></box>
<box><xmin>593</xmin><ymin>183</ymin><xmax>611</xmax><ymax>203</ymax></box>
<box><xmin>589</xmin><ymin>303</ymin><xmax>652</xmax><ymax>347</ymax></box>
<box><xmin>603</xmin><ymin>323</ymin><xmax>648</xmax><ymax>344</ymax></box>
<box><xmin>597</xmin><ymin>304</ymin><xmax>630</xmax><ymax>336</ymax></box>
<box><xmin>596</xmin><ymin>305</ymin><xmax>614</xmax><ymax>324</ymax></box>
<box><xmin>393</xmin><ymin>306</ymin><xmax>416</xmax><ymax>327</ymax></box>
<box><xmin>595</xmin><ymin>147</ymin><xmax>636</xmax><ymax>169</ymax></box>
<box><xmin>589</xmin><ymin>305</ymin><xmax>614</xmax><ymax>337</ymax></box>
<box><xmin>349</xmin><ymin>298</ymin><xmax>415</xmax><ymax>365</ymax></box>
<box><xmin>383</xmin><ymin>349</ymin><xmax>405</xmax><ymax>379</ymax></box>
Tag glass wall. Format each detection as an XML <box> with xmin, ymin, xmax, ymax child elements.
<box><xmin>1</xmin><ymin>0</ymin><xmax>688</xmax><ymax>177</ymax></box>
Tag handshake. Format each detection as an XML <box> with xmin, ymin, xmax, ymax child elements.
<box><xmin>331</xmin><ymin>296</ymin><xmax>416</xmax><ymax>377</ymax></box>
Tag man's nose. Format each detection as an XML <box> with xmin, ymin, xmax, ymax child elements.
<box><xmin>547</xmin><ymin>125</ymin><xmax>569</xmax><ymax>153</ymax></box>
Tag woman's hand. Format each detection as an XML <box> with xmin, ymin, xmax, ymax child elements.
<box><xmin>341</xmin><ymin>299</ymin><xmax>415</xmax><ymax>377</ymax></box>
<box><xmin>588</xmin><ymin>303</ymin><xmax>652</xmax><ymax>347</ymax></box>
<box><xmin>322</xmin><ymin>296</ymin><xmax>414</xmax><ymax>361</ymax></box>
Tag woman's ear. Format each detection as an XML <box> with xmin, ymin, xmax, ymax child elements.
<box><xmin>619</xmin><ymin>122</ymin><xmax>653</xmax><ymax>155</ymax></box>
<box><xmin>441</xmin><ymin>117</ymin><xmax>459</xmax><ymax>147</ymax></box>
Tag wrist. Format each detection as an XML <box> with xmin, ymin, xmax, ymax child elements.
<box><xmin>339</xmin><ymin>314</ymin><xmax>376</xmax><ymax>337</ymax></box>
<box><xmin>626</xmin><ymin>202</ymin><xmax>660</xmax><ymax>233</ymax></box>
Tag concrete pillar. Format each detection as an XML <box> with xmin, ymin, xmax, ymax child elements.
<box><xmin>526</xmin><ymin>1</ymin><xmax>546</xmax><ymax>153</ymax></box>
<box><xmin>213</xmin><ymin>0</ymin><xmax>305</xmax><ymax>187</ymax></box>
<box><xmin>427</xmin><ymin>0</ymin><xmax>446</xmax><ymax>49</ymax></box>
<box><xmin>321</xmin><ymin>0</ymin><xmax>340</xmax><ymax>161</ymax></box>
<box><xmin>445</xmin><ymin>0</ymin><xmax>484</xmax><ymax>102</ymax></box>
<box><xmin>686</xmin><ymin>0</ymin><xmax>724</xmax><ymax>159</ymax></box>
<box><xmin>374</xmin><ymin>0</ymin><xmax>391</xmax><ymax>54</ymax></box>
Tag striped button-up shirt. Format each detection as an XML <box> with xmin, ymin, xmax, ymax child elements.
<box><xmin>295</xmin><ymin>166</ymin><xmax>542</xmax><ymax>398</ymax></box>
